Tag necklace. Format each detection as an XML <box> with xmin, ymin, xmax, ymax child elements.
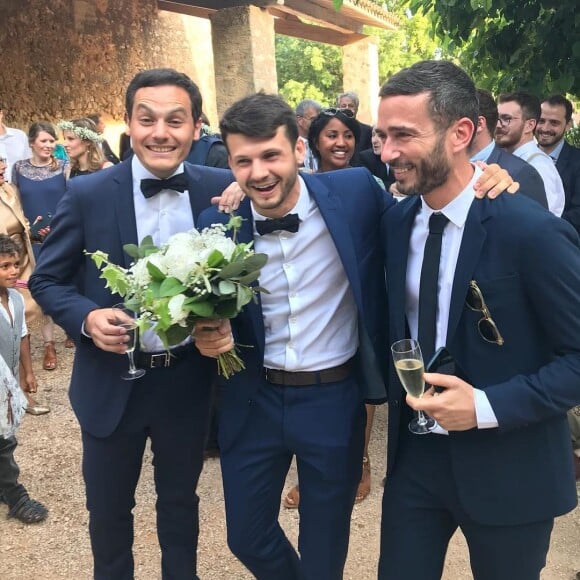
<box><xmin>30</xmin><ymin>158</ymin><xmax>52</xmax><ymax>168</ymax></box>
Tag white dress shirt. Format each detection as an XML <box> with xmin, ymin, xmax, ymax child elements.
<box><xmin>252</xmin><ymin>176</ymin><xmax>357</xmax><ymax>371</ymax></box>
<box><xmin>0</xmin><ymin>126</ymin><xmax>31</xmax><ymax>183</ymax></box>
<box><xmin>132</xmin><ymin>156</ymin><xmax>194</xmax><ymax>352</ymax></box>
<box><xmin>513</xmin><ymin>140</ymin><xmax>565</xmax><ymax>217</ymax></box>
<box><xmin>406</xmin><ymin>166</ymin><xmax>498</xmax><ymax>433</ymax></box>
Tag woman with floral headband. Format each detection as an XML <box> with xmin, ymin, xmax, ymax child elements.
<box><xmin>58</xmin><ymin>118</ymin><xmax>113</xmax><ymax>178</ymax></box>
<box><xmin>12</xmin><ymin>121</ymin><xmax>70</xmax><ymax>375</ymax></box>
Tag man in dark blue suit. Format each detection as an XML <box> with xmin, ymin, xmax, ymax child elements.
<box><xmin>537</xmin><ymin>94</ymin><xmax>580</xmax><ymax>234</ymax></box>
<box><xmin>377</xmin><ymin>60</ymin><xmax>580</xmax><ymax>580</ymax></box>
<box><xmin>470</xmin><ymin>89</ymin><xmax>548</xmax><ymax>209</ymax></box>
<box><xmin>29</xmin><ymin>69</ymin><xmax>237</xmax><ymax>580</ymax></box>
<box><xmin>194</xmin><ymin>93</ymin><xmax>392</xmax><ymax>580</ymax></box>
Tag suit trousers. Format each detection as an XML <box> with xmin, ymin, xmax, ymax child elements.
<box><xmin>81</xmin><ymin>353</ymin><xmax>213</xmax><ymax>580</ymax></box>
<box><xmin>378</xmin><ymin>430</ymin><xmax>553</xmax><ymax>580</ymax></box>
<box><xmin>0</xmin><ymin>436</ymin><xmax>25</xmax><ymax>505</ymax></box>
<box><xmin>220</xmin><ymin>376</ymin><xmax>366</xmax><ymax>580</ymax></box>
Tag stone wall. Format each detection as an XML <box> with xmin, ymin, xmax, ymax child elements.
<box><xmin>0</xmin><ymin>0</ymin><xmax>218</xmax><ymax>149</ymax></box>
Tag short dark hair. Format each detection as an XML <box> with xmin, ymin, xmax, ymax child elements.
<box><xmin>28</xmin><ymin>121</ymin><xmax>57</xmax><ymax>143</ymax></box>
<box><xmin>498</xmin><ymin>91</ymin><xmax>541</xmax><ymax>122</ymax></box>
<box><xmin>125</xmin><ymin>68</ymin><xmax>202</xmax><ymax>121</ymax></box>
<box><xmin>307</xmin><ymin>109</ymin><xmax>361</xmax><ymax>163</ymax></box>
<box><xmin>477</xmin><ymin>89</ymin><xmax>498</xmax><ymax>136</ymax></box>
<box><xmin>542</xmin><ymin>94</ymin><xmax>573</xmax><ymax>123</ymax></box>
<box><xmin>0</xmin><ymin>234</ymin><xmax>21</xmax><ymax>257</ymax></box>
<box><xmin>379</xmin><ymin>59</ymin><xmax>479</xmax><ymax>136</ymax></box>
<box><xmin>87</xmin><ymin>113</ymin><xmax>101</xmax><ymax>126</ymax></box>
<box><xmin>219</xmin><ymin>93</ymin><xmax>299</xmax><ymax>149</ymax></box>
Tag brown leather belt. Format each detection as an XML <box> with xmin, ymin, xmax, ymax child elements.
<box><xmin>136</xmin><ymin>344</ymin><xmax>192</xmax><ymax>369</ymax></box>
<box><xmin>264</xmin><ymin>359</ymin><xmax>353</xmax><ymax>386</ymax></box>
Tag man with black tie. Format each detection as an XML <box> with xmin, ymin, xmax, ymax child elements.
<box><xmin>536</xmin><ymin>94</ymin><xmax>580</xmax><ymax>233</ymax></box>
<box><xmin>30</xmin><ymin>69</ymin><xmax>237</xmax><ymax>579</ymax></box>
<box><xmin>377</xmin><ymin>60</ymin><xmax>580</xmax><ymax>580</ymax></box>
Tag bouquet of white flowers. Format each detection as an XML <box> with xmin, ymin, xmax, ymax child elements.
<box><xmin>87</xmin><ymin>216</ymin><xmax>267</xmax><ymax>378</ymax></box>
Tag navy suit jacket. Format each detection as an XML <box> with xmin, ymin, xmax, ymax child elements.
<box><xmin>29</xmin><ymin>160</ymin><xmax>235</xmax><ymax>438</ymax></box>
<box><xmin>486</xmin><ymin>144</ymin><xmax>548</xmax><ymax>209</ymax></box>
<box><xmin>197</xmin><ymin>167</ymin><xmax>394</xmax><ymax>452</ymax></box>
<box><xmin>556</xmin><ymin>141</ymin><xmax>580</xmax><ymax>234</ymax></box>
<box><xmin>354</xmin><ymin>149</ymin><xmax>396</xmax><ymax>191</ymax></box>
<box><xmin>384</xmin><ymin>191</ymin><xmax>580</xmax><ymax>526</ymax></box>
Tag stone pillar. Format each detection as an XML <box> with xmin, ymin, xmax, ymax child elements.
<box><xmin>342</xmin><ymin>37</ymin><xmax>379</xmax><ymax>124</ymax></box>
<box><xmin>210</xmin><ymin>5</ymin><xmax>278</xmax><ymax>119</ymax></box>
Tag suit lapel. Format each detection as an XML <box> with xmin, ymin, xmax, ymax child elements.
<box><xmin>304</xmin><ymin>174</ymin><xmax>364</xmax><ymax>309</ymax></box>
<box><xmin>113</xmin><ymin>163</ymin><xmax>138</xmax><ymax>269</ymax></box>
<box><xmin>387</xmin><ymin>197</ymin><xmax>420</xmax><ymax>341</ymax></box>
<box><xmin>446</xmin><ymin>199</ymin><xmax>488</xmax><ymax>343</ymax></box>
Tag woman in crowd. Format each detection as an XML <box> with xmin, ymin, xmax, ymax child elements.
<box><xmin>12</xmin><ymin>122</ymin><xmax>69</xmax><ymax>371</ymax></box>
<box><xmin>58</xmin><ymin>118</ymin><xmax>113</xmax><ymax>178</ymax></box>
<box><xmin>284</xmin><ymin>107</ymin><xmax>378</xmax><ymax>509</ymax></box>
<box><xmin>0</xmin><ymin>156</ymin><xmax>49</xmax><ymax>415</ymax></box>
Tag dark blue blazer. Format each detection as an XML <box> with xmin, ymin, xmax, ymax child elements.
<box><xmin>486</xmin><ymin>144</ymin><xmax>548</xmax><ymax>209</ymax></box>
<box><xmin>197</xmin><ymin>167</ymin><xmax>394</xmax><ymax>451</ymax></box>
<box><xmin>29</xmin><ymin>160</ymin><xmax>235</xmax><ymax>438</ymax></box>
<box><xmin>556</xmin><ymin>141</ymin><xmax>580</xmax><ymax>234</ymax></box>
<box><xmin>384</xmin><ymin>191</ymin><xmax>580</xmax><ymax>526</ymax></box>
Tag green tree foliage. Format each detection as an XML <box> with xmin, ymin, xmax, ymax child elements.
<box><xmin>275</xmin><ymin>36</ymin><xmax>343</xmax><ymax>108</ymax></box>
<box><xmin>404</xmin><ymin>0</ymin><xmax>580</xmax><ymax>97</ymax></box>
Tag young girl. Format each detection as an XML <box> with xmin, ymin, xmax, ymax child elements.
<box><xmin>0</xmin><ymin>234</ymin><xmax>48</xmax><ymax>523</ymax></box>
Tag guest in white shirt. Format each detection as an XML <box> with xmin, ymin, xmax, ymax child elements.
<box><xmin>0</xmin><ymin>106</ymin><xmax>31</xmax><ymax>183</ymax></box>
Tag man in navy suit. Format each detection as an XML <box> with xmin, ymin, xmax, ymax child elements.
<box><xmin>377</xmin><ymin>60</ymin><xmax>580</xmax><ymax>580</ymax></box>
<box><xmin>30</xmin><ymin>69</ymin><xmax>237</xmax><ymax>580</ymax></box>
<box><xmin>192</xmin><ymin>94</ymin><xmax>517</xmax><ymax>580</ymax></box>
<box><xmin>537</xmin><ymin>94</ymin><xmax>580</xmax><ymax>234</ymax></box>
<box><xmin>470</xmin><ymin>89</ymin><xmax>548</xmax><ymax>209</ymax></box>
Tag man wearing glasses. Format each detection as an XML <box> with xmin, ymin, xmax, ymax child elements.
<box><xmin>377</xmin><ymin>60</ymin><xmax>580</xmax><ymax>580</ymax></box>
<box><xmin>496</xmin><ymin>92</ymin><xmax>565</xmax><ymax>216</ymax></box>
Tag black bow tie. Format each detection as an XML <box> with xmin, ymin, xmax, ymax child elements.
<box><xmin>255</xmin><ymin>213</ymin><xmax>301</xmax><ymax>235</ymax></box>
<box><xmin>140</xmin><ymin>173</ymin><xmax>188</xmax><ymax>199</ymax></box>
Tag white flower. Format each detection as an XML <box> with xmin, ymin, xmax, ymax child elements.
<box><xmin>167</xmin><ymin>294</ymin><xmax>188</xmax><ymax>325</ymax></box>
<box><xmin>130</xmin><ymin>259</ymin><xmax>152</xmax><ymax>286</ymax></box>
<box><xmin>209</xmin><ymin>236</ymin><xmax>236</xmax><ymax>260</ymax></box>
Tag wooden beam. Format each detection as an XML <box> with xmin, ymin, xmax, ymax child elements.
<box><xmin>282</xmin><ymin>0</ymin><xmax>363</xmax><ymax>33</ymax></box>
<box><xmin>268</xmin><ymin>6</ymin><xmax>358</xmax><ymax>36</ymax></box>
<box><xmin>161</xmin><ymin>0</ymin><xmax>282</xmax><ymax>10</ymax></box>
<box><xmin>274</xmin><ymin>20</ymin><xmax>365</xmax><ymax>46</ymax></box>
<box><xmin>158</xmin><ymin>1</ymin><xmax>214</xmax><ymax>18</ymax></box>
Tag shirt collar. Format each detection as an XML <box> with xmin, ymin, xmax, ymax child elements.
<box><xmin>251</xmin><ymin>174</ymin><xmax>309</xmax><ymax>224</ymax></box>
<box><xmin>470</xmin><ymin>140</ymin><xmax>495</xmax><ymax>163</ymax></box>
<box><xmin>420</xmin><ymin>165</ymin><xmax>481</xmax><ymax>229</ymax></box>
<box><xmin>548</xmin><ymin>138</ymin><xmax>565</xmax><ymax>163</ymax></box>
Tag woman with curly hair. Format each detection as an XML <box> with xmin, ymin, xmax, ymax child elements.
<box><xmin>59</xmin><ymin>118</ymin><xmax>113</xmax><ymax>178</ymax></box>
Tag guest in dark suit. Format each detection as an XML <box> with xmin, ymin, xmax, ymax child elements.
<box><xmin>537</xmin><ymin>94</ymin><xmax>580</xmax><ymax>233</ymax></box>
<box><xmin>471</xmin><ymin>89</ymin><xmax>548</xmax><ymax>209</ymax></box>
<box><xmin>377</xmin><ymin>60</ymin><xmax>580</xmax><ymax>580</ymax></box>
<box><xmin>337</xmin><ymin>91</ymin><xmax>373</xmax><ymax>153</ymax></box>
<box><xmin>30</xmin><ymin>69</ymin><xmax>237</xmax><ymax>580</ymax></box>
<box><xmin>194</xmin><ymin>93</ymin><xmax>393</xmax><ymax>580</ymax></box>
<box><xmin>355</xmin><ymin>125</ymin><xmax>395</xmax><ymax>191</ymax></box>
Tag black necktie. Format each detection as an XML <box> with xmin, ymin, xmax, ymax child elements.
<box><xmin>140</xmin><ymin>173</ymin><xmax>188</xmax><ymax>199</ymax></box>
<box><xmin>255</xmin><ymin>214</ymin><xmax>300</xmax><ymax>235</ymax></box>
<box><xmin>418</xmin><ymin>212</ymin><xmax>449</xmax><ymax>363</ymax></box>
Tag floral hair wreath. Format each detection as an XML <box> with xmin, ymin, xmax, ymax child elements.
<box><xmin>57</xmin><ymin>120</ymin><xmax>104</xmax><ymax>143</ymax></box>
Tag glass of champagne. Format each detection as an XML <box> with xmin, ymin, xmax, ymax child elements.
<box><xmin>112</xmin><ymin>304</ymin><xmax>146</xmax><ymax>381</ymax></box>
<box><xmin>391</xmin><ymin>339</ymin><xmax>437</xmax><ymax>434</ymax></box>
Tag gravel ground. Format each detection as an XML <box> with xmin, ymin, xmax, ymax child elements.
<box><xmin>1</xmin><ymin>328</ymin><xmax>579</xmax><ymax>579</ymax></box>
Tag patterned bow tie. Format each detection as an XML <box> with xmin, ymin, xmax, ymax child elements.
<box><xmin>255</xmin><ymin>213</ymin><xmax>300</xmax><ymax>235</ymax></box>
<box><xmin>140</xmin><ymin>173</ymin><xmax>188</xmax><ymax>199</ymax></box>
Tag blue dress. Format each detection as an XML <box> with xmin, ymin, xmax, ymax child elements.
<box><xmin>12</xmin><ymin>159</ymin><xmax>67</xmax><ymax>258</ymax></box>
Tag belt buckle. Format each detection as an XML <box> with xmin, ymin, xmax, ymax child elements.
<box><xmin>150</xmin><ymin>352</ymin><xmax>171</xmax><ymax>369</ymax></box>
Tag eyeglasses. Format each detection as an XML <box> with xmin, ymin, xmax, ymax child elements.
<box><xmin>497</xmin><ymin>115</ymin><xmax>520</xmax><ymax>128</ymax></box>
<box><xmin>465</xmin><ymin>280</ymin><xmax>504</xmax><ymax>345</ymax></box>
<box><xmin>321</xmin><ymin>107</ymin><xmax>355</xmax><ymax>119</ymax></box>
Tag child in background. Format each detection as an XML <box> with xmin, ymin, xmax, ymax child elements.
<box><xmin>0</xmin><ymin>234</ymin><xmax>48</xmax><ymax>523</ymax></box>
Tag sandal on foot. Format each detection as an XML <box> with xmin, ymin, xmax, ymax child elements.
<box><xmin>7</xmin><ymin>495</ymin><xmax>48</xmax><ymax>524</ymax></box>
<box><xmin>43</xmin><ymin>341</ymin><xmax>57</xmax><ymax>371</ymax></box>
<box><xmin>355</xmin><ymin>456</ymin><xmax>371</xmax><ymax>503</ymax></box>
<box><xmin>283</xmin><ymin>485</ymin><xmax>300</xmax><ymax>509</ymax></box>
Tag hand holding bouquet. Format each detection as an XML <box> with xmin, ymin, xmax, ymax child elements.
<box><xmin>87</xmin><ymin>216</ymin><xmax>267</xmax><ymax>378</ymax></box>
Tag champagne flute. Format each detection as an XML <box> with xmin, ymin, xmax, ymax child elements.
<box><xmin>391</xmin><ymin>339</ymin><xmax>437</xmax><ymax>434</ymax></box>
<box><xmin>112</xmin><ymin>303</ymin><xmax>146</xmax><ymax>381</ymax></box>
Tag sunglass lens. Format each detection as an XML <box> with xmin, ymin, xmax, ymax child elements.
<box><xmin>466</xmin><ymin>286</ymin><xmax>484</xmax><ymax>310</ymax></box>
<box><xmin>478</xmin><ymin>319</ymin><xmax>501</xmax><ymax>344</ymax></box>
